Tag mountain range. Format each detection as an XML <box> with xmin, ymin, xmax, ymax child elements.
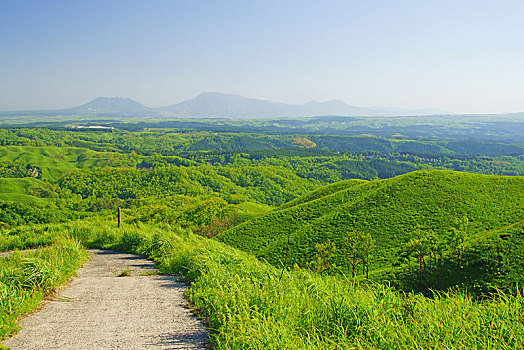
<box><xmin>0</xmin><ymin>92</ymin><xmax>450</xmax><ymax>118</ymax></box>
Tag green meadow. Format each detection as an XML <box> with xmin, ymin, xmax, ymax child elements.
<box><xmin>0</xmin><ymin>145</ymin><xmax>133</xmax><ymax>181</ymax></box>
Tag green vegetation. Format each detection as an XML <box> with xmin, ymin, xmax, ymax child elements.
<box><xmin>0</xmin><ymin>121</ymin><xmax>523</xmax><ymax>347</ymax></box>
<box><xmin>58</xmin><ymin>164</ymin><xmax>319</xmax><ymax>207</ymax></box>
<box><xmin>0</xmin><ymin>177</ymin><xmax>56</xmax><ymax>202</ymax></box>
<box><xmin>1</xmin><ymin>220</ymin><xmax>522</xmax><ymax>349</ymax></box>
<box><xmin>0</xmin><ymin>159</ymin><xmax>31</xmax><ymax>178</ymax></box>
<box><xmin>219</xmin><ymin>170</ymin><xmax>524</xmax><ymax>294</ymax></box>
<box><xmin>0</xmin><ymin>239</ymin><xmax>87</xmax><ymax>338</ymax></box>
<box><xmin>3</xmin><ymin>113</ymin><xmax>523</xmax><ymax>142</ymax></box>
<box><xmin>279</xmin><ymin>178</ymin><xmax>367</xmax><ymax>210</ymax></box>
<box><xmin>0</xmin><ymin>145</ymin><xmax>134</xmax><ymax>181</ymax></box>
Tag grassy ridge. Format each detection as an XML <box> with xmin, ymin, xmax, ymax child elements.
<box><xmin>278</xmin><ymin>178</ymin><xmax>368</xmax><ymax>210</ymax></box>
<box><xmin>0</xmin><ymin>146</ymin><xmax>133</xmax><ymax>181</ymax></box>
<box><xmin>218</xmin><ymin>170</ymin><xmax>524</xmax><ymax>291</ymax></box>
<box><xmin>0</xmin><ymin>178</ymin><xmax>56</xmax><ymax>205</ymax></box>
<box><xmin>2</xmin><ymin>220</ymin><xmax>522</xmax><ymax>349</ymax></box>
<box><xmin>0</xmin><ymin>239</ymin><xmax>87</xmax><ymax>339</ymax></box>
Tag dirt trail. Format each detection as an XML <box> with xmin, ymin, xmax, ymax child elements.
<box><xmin>2</xmin><ymin>249</ymin><xmax>208</xmax><ymax>349</ymax></box>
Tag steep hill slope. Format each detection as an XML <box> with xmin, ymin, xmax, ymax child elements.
<box><xmin>217</xmin><ymin>170</ymin><xmax>524</xmax><ymax>291</ymax></box>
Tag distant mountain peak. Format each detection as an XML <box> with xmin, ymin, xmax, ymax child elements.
<box><xmin>158</xmin><ymin>93</ymin><xmax>366</xmax><ymax>118</ymax></box>
<box><xmin>0</xmin><ymin>92</ymin><xmax>451</xmax><ymax>118</ymax></box>
<box><xmin>71</xmin><ymin>96</ymin><xmax>153</xmax><ymax>115</ymax></box>
<box><xmin>156</xmin><ymin>93</ymin><xmax>450</xmax><ymax>118</ymax></box>
<box><xmin>197</xmin><ymin>91</ymin><xmax>232</xmax><ymax>97</ymax></box>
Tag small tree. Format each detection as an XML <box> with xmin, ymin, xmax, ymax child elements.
<box><xmin>341</xmin><ymin>230</ymin><xmax>375</xmax><ymax>278</ymax></box>
<box><xmin>307</xmin><ymin>240</ymin><xmax>338</xmax><ymax>275</ymax></box>
<box><xmin>447</xmin><ymin>216</ymin><xmax>468</xmax><ymax>254</ymax></box>
<box><xmin>359</xmin><ymin>232</ymin><xmax>375</xmax><ymax>279</ymax></box>
<box><xmin>403</xmin><ymin>227</ymin><xmax>435</xmax><ymax>289</ymax></box>
<box><xmin>445</xmin><ymin>215</ymin><xmax>469</xmax><ymax>275</ymax></box>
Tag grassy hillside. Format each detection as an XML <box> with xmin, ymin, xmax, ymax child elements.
<box><xmin>0</xmin><ymin>178</ymin><xmax>56</xmax><ymax>204</ymax></box>
<box><xmin>279</xmin><ymin>178</ymin><xmax>368</xmax><ymax>210</ymax></box>
<box><xmin>0</xmin><ymin>146</ymin><xmax>134</xmax><ymax>181</ymax></box>
<box><xmin>218</xmin><ymin>170</ymin><xmax>524</xmax><ymax>292</ymax></box>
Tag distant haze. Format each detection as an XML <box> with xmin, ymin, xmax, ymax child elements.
<box><xmin>0</xmin><ymin>93</ymin><xmax>450</xmax><ymax>118</ymax></box>
<box><xmin>1</xmin><ymin>1</ymin><xmax>524</xmax><ymax>114</ymax></box>
<box><xmin>155</xmin><ymin>92</ymin><xmax>450</xmax><ymax>118</ymax></box>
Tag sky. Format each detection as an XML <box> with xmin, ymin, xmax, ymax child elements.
<box><xmin>1</xmin><ymin>0</ymin><xmax>524</xmax><ymax>114</ymax></box>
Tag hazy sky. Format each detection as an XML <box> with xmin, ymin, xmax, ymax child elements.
<box><xmin>1</xmin><ymin>0</ymin><xmax>524</xmax><ymax>113</ymax></box>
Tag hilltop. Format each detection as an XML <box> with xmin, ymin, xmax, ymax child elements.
<box><xmin>68</xmin><ymin>97</ymin><xmax>154</xmax><ymax>116</ymax></box>
<box><xmin>218</xmin><ymin>170</ymin><xmax>524</xmax><ymax>293</ymax></box>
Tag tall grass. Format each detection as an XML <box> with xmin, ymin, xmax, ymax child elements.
<box><xmin>60</xmin><ymin>220</ymin><xmax>524</xmax><ymax>349</ymax></box>
<box><xmin>166</xmin><ymin>239</ymin><xmax>523</xmax><ymax>349</ymax></box>
<box><xmin>0</xmin><ymin>223</ymin><xmax>66</xmax><ymax>251</ymax></box>
<box><xmin>0</xmin><ymin>238</ymin><xmax>87</xmax><ymax>338</ymax></box>
<box><xmin>2</xmin><ymin>220</ymin><xmax>523</xmax><ymax>348</ymax></box>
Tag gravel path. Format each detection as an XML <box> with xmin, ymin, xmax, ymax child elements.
<box><xmin>2</xmin><ymin>249</ymin><xmax>209</xmax><ymax>349</ymax></box>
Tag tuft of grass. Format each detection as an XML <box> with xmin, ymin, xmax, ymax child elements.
<box><xmin>116</xmin><ymin>269</ymin><xmax>131</xmax><ymax>277</ymax></box>
<box><xmin>0</xmin><ymin>238</ymin><xmax>87</xmax><ymax>339</ymax></box>
<box><xmin>141</xmin><ymin>270</ymin><xmax>158</xmax><ymax>276</ymax></box>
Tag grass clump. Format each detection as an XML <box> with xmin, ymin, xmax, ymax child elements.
<box><xmin>0</xmin><ymin>238</ymin><xmax>87</xmax><ymax>339</ymax></box>
<box><xmin>117</xmin><ymin>269</ymin><xmax>131</xmax><ymax>277</ymax></box>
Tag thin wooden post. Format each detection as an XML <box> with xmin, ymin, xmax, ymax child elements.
<box><xmin>118</xmin><ymin>207</ymin><xmax>122</xmax><ymax>228</ymax></box>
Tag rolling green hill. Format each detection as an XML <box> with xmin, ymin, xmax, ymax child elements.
<box><xmin>58</xmin><ymin>165</ymin><xmax>321</xmax><ymax>207</ymax></box>
<box><xmin>217</xmin><ymin>170</ymin><xmax>524</xmax><ymax>292</ymax></box>
<box><xmin>278</xmin><ymin>178</ymin><xmax>368</xmax><ymax>210</ymax></box>
<box><xmin>0</xmin><ymin>178</ymin><xmax>56</xmax><ymax>204</ymax></box>
<box><xmin>0</xmin><ymin>146</ymin><xmax>134</xmax><ymax>181</ymax></box>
